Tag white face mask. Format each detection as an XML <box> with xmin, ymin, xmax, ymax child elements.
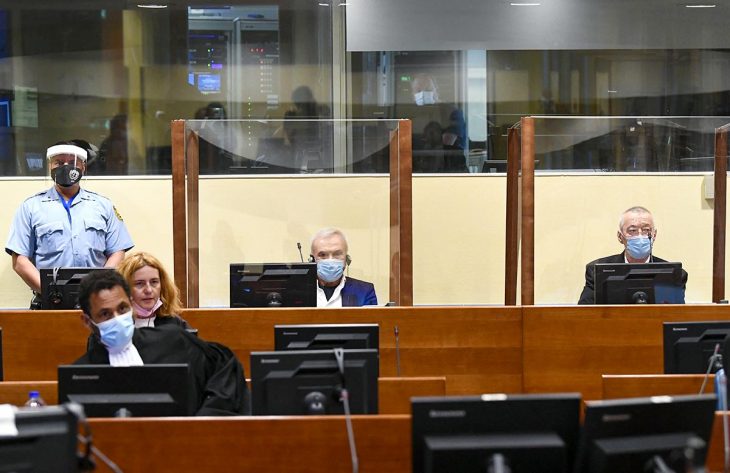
<box><xmin>414</xmin><ymin>90</ymin><xmax>436</xmax><ymax>106</ymax></box>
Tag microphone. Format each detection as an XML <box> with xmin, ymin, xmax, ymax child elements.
<box><xmin>394</xmin><ymin>325</ymin><xmax>401</xmax><ymax>377</ymax></box>
<box><xmin>698</xmin><ymin>343</ymin><xmax>721</xmax><ymax>395</ymax></box>
<box><xmin>333</xmin><ymin>348</ymin><xmax>359</xmax><ymax>473</ymax></box>
<box><xmin>297</xmin><ymin>242</ymin><xmax>304</xmax><ymax>263</ymax></box>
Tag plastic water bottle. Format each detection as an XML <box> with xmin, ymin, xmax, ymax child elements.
<box><xmin>716</xmin><ymin>368</ymin><xmax>727</xmax><ymax>411</ymax></box>
<box><xmin>24</xmin><ymin>390</ymin><xmax>46</xmax><ymax>408</ymax></box>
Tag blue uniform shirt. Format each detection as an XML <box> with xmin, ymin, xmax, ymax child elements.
<box><xmin>5</xmin><ymin>186</ymin><xmax>134</xmax><ymax>268</ymax></box>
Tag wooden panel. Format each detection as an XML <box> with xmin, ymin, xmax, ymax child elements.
<box><xmin>0</xmin><ymin>378</ymin><xmax>436</xmax><ymax>415</ymax></box>
<box><xmin>185</xmin><ymin>130</ymin><xmax>200</xmax><ymax>308</ymax></box>
<box><xmin>520</xmin><ymin>117</ymin><xmax>535</xmax><ymax>305</ymax></box>
<box><xmin>0</xmin><ymin>381</ymin><xmax>58</xmax><ymax>405</ymax></box>
<box><xmin>89</xmin><ymin>416</ymin><xmax>411</xmax><ymax>473</ymax></box>
<box><xmin>504</xmin><ymin>126</ymin><xmax>520</xmax><ymax>305</ymax></box>
<box><xmin>713</xmin><ymin>124</ymin><xmax>729</xmax><ymax>302</ymax></box>
<box><xmin>378</xmin><ymin>377</ymin><xmax>445</xmax><ymax>414</ymax></box>
<box><xmin>389</xmin><ymin>119</ymin><xmax>413</xmax><ymax>306</ymax></box>
<box><xmin>0</xmin><ymin>311</ymin><xmax>88</xmax><ymax>380</ymax></box>
<box><xmin>602</xmin><ymin>374</ymin><xmax>713</xmax><ymax>399</ymax></box>
<box><xmin>708</xmin><ymin>412</ymin><xmax>730</xmax><ymax>473</ymax></box>
<box><xmin>182</xmin><ymin>306</ymin><xmax>523</xmax><ymax>395</ymax></box>
<box><xmin>171</xmin><ymin>120</ymin><xmax>187</xmax><ymax>307</ymax></box>
<box><xmin>523</xmin><ymin>305</ymin><xmax>730</xmax><ymax>401</ymax></box>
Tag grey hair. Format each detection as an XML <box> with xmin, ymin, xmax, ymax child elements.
<box><xmin>310</xmin><ymin>227</ymin><xmax>349</xmax><ymax>253</ymax></box>
<box><xmin>618</xmin><ymin>206</ymin><xmax>652</xmax><ymax>230</ymax></box>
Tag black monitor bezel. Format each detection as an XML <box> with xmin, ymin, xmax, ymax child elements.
<box><xmin>57</xmin><ymin>363</ymin><xmax>193</xmax><ymax>417</ymax></box>
<box><xmin>0</xmin><ymin>404</ymin><xmax>78</xmax><ymax>472</ymax></box>
<box><xmin>39</xmin><ymin>267</ymin><xmax>106</xmax><ymax>310</ymax></box>
<box><xmin>250</xmin><ymin>348</ymin><xmax>379</xmax><ymax>415</ymax></box>
<box><xmin>574</xmin><ymin>394</ymin><xmax>716</xmax><ymax>473</ymax></box>
<box><xmin>274</xmin><ymin>323</ymin><xmax>380</xmax><ymax>351</ymax></box>
<box><xmin>594</xmin><ymin>262</ymin><xmax>684</xmax><ymax>304</ymax></box>
<box><xmin>411</xmin><ymin>393</ymin><xmax>582</xmax><ymax>473</ymax></box>
<box><xmin>229</xmin><ymin>262</ymin><xmax>317</xmax><ymax>308</ymax></box>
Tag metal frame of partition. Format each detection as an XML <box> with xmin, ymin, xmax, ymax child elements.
<box><xmin>171</xmin><ymin>119</ymin><xmax>413</xmax><ymax>308</ymax></box>
<box><xmin>509</xmin><ymin>117</ymin><xmax>730</xmax><ymax>305</ymax></box>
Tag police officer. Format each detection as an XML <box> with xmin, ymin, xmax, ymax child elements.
<box><xmin>5</xmin><ymin>141</ymin><xmax>134</xmax><ymax>306</ymax></box>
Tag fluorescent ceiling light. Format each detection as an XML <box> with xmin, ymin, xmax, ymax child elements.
<box><xmin>510</xmin><ymin>2</ymin><xmax>541</xmax><ymax>5</ymax></box>
<box><xmin>137</xmin><ymin>4</ymin><xmax>168</xmax><ymax>8</ymax></box>
<box><xmin>685</xmin><ymin>4</ymin><xmax>716</xmax><ymax>7</ymax></box>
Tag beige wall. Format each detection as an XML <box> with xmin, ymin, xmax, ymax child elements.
<box><xmin>0</xmin><ymin>173</ymin><xmax>719</xmax><ymax>308</ymax></box>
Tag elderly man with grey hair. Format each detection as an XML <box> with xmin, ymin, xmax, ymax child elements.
<box><xmin>310</xmin><ymin>227</ymin><xmax>377</xmax><ymax>307</ymax></box>
<box><xmin>578</xmin><ymin>206</ymin><xmax>688</xmax><ymax>304</ymax></box>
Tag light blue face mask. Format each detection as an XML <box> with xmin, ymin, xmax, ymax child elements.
<box><xmin>94</xmin><ymin>310</ymin><xmax>135</xmax><ymax>353</ymax></box>
<box><xmin>626</xmin><ymin>235</ymin><xmax>652</xmax><ymax>260</ymax></box>
<box><xmin>317</xmin><ymin>258</ymin><xmax>345</xmax><ymax>283</ymax></box>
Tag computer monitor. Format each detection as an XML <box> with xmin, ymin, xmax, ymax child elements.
<box><xmin>664</xmin><ymin>320</ymin><xmax>730</xmax><ymax>374</ymax></box>
<box><xmin>0</xmin><ymin>405</ymin><xmax>78</xmax><ymax>473</ymax></box>
<box><xmin>250</xmin><ymin>349</ymin><xmax>379</xmax><ymax>415</ymax></box>
<box><xmin>40</xmin><ymin>267</ymin><xmax>106</xmax><ymax>310</ymax></box>
<box><xmin>229</xmin><ymin>262</ymin><xmax>317</xmax><ymax>308</ymax></box>
<box><xmin>57</xmin><ymin>364</ymin><xmax>193</xmax><ymax>417</ymax></box>
<box><xmin>274</xmin><ymin>324</ymin><xmax>379</xmax><ymax>351</ymax></box>
<box><xmin>411</xmin><ymin>393</ymin><xmax>582</xmax><ymax>473</ymax></box>
<box><xmin>594</xmin><ymin>262</ymin><xmax>685</xmax><ymax>304</ymax></box>
<box><xmin>575</xmin><ymin>394</ymin><xmax>716</xmax><ymax>473</ymax></box>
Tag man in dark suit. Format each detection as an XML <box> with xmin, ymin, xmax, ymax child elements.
<box><xmin>310</xmin><ymin>227</ymin><xmax>377</xmax><ymax>307</ymax></box>
<box><xmin>578</xmin><ymin>206</ymin><xmax>688</xmax><ymax>304</ymax></box>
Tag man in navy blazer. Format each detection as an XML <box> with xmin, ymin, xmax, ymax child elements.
<box><xmin>578</xmin><ymin>206</ymin><xmax>688</xmax><ymax>304</ymax></box>
<box><xmin>310</xmin><ymin>227</ymin><xmax>378</xmax><ymax>307</ymax></box>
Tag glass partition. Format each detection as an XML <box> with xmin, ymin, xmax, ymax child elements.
<box><xmin>181</xmin><ymin>119</ymin><xmax>406</xmax><ymax>308</ymax></box>
<box><xmin>527</xmin><ymin>116</ymin><xmax>730</xmax><ymax>305</ymax></box>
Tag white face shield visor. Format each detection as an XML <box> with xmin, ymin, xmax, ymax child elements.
<box><xmin>46</xmin><ymin>144</ymin><xmax>88</xmax><ymax>187</ymax></box>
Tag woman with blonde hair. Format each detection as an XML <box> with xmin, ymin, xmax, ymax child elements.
<box><xmin>117</xmin><ymin>251</ymin><xmax>190</xmax><ymax>329</ymax></box>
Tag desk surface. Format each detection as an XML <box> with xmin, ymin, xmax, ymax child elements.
<box><xmin>85</xmin><ymin>412</ymin><xmax>730</xmax><ymax>473</ymax></box>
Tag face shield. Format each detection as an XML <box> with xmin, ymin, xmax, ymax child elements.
<box><xmin>47</xmin><ymin>144</ymin><xmax>87</xmax><ymax>187</ymax></box>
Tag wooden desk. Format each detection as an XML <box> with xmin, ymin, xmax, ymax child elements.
<box><xmin>602</xmin><ymin>374</ymin><xmax>714</xmax><ymax>399</ymax></box>
<box><xmin>88</xmin><ymin>415</ymin><xmax>410</xmax><ymax>473</ymax></box>
<box><xmin>522</xmin><ymin>305</ymin><xmax>730</xmax><ymax>400</ymax></box>
<box><xmin>0</xmin><ymin>311</ymin><xmax>87</xmax><ymax>380</ymax></box>
<box><xmin>84</xmin><ymin>412</ymin><xmax>730</xmax><ymax>473</ymax></box>
<box><xmin>182</xmin><ymin>306</ymin><xmax>523</xmax><ymax>395</ymax></box>
<box><xmin>0</xmin><ymin>380</ymin><xmax>58</xmax><ymax>405</ymax></box>
<box><xmin>0</xmin><ymin>377</ymin><xmax>444</xmax><ymax>415</ymax></box>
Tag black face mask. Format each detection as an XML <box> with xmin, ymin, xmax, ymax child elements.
<box><xmin>52</xmin><ymin>165</ymin><xmax>83</xmax><ymax>187</ymax></box>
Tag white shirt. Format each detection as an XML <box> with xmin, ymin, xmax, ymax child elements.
<box><xmin>317</xmin><ymin>276</ymin><xmax>347</xmax><ymax>308</ymax></box>
<box><xmin>108</xmin><ymin>342</ymin><xmax>144</xmax><ymax>367</ymax></box>
<box><xmin>624</xmin><ymin>254</ymin><xmax>651</xmax><ymax>263</ymax></box>
<box><xmin>134</xmin><ymin>315</ymin><xmax>156</xmax><ymax>328</ymax></box>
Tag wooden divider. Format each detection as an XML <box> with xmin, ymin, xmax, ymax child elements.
<box><xmin>522</xmin><ymin>305</ymin><xmax>730</xmax><ymax>400</ymax></box>
<box><xmin>85</xmin><ymin>412</ymin><xmax>730</xmax><ymax>473</ymax></box>
<box><xmin>181</xmin><ymin>306</ymin><xmax>523</xmax><ymax>395</ymax></box>
<box><xmin>602</xmin><ymin>374</ymin><xmax>713</xmax><ymax>399</ymax></box>
<box><xmin>0</xmin><ymin>378</ymin><xmax>443</xmax><ymax>415</ymax></box>
<box><xmin>0</xmin><ymin>311</ymin><xmax>87</xmax><ymax>380</ymax></box>
<box><xmin>88</xmin><ymin>415</ymin><xmax>410</xmax><ymax>473</ymax></box>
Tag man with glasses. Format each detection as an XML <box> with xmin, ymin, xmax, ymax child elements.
<box><xmin>578</xmin><ymin>206</ymin><xmax>688</xmax><ymax>304</ymax></box>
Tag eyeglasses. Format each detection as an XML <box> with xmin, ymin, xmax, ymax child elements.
<box><xmin>624</xmin><ymin>226</ymin><xmax>654</xmax><ymax>237</ymax></box>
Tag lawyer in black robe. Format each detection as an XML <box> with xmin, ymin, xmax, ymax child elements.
<box><xmin>75</xmin><ymin>324</ymin><xmax>250</xmax><ymax>416</ymax></box>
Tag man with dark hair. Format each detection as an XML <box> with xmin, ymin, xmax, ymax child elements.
<box><xmin>76</xmin><ymin>269</ymin><xmax>249</xmax><ymax>415</ymax></box>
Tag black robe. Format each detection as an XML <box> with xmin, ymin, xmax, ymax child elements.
<box><xmin>75</xmin><ymin>325</ymin><xmax>250</xmax><ymax>416</ymax></box>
